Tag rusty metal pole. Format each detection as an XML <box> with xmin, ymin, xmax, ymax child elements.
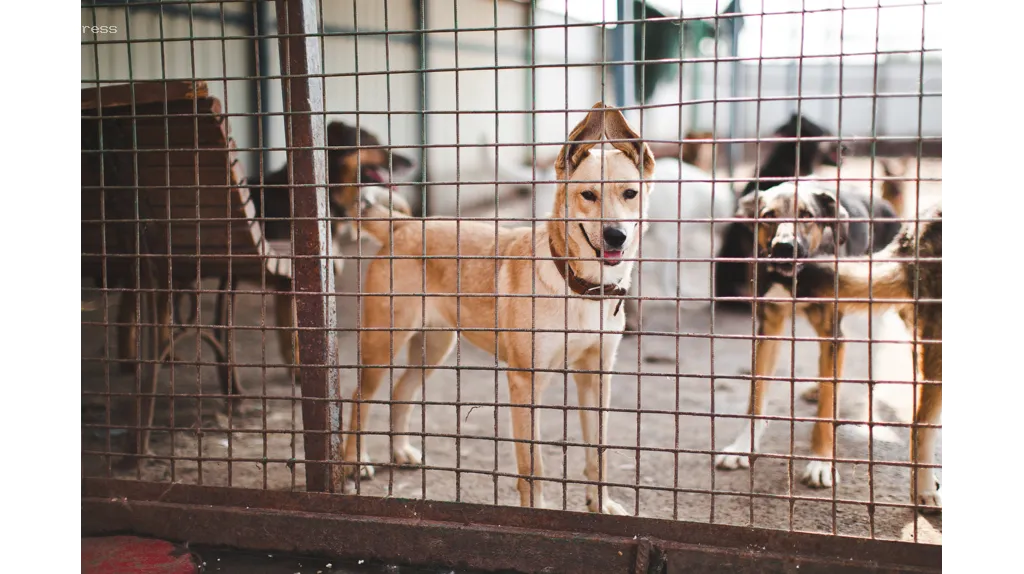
<box><xmin>274</xmin><ymin>0</ymin><xmax>342</xmax><ymax>493</ymax></box>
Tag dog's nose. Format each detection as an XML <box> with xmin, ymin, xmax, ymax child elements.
<box><xmin>602</xmin><ymin>226</ymin><xmax>627</xmax><ymax>249</ymax></box>
<box><xmin>770</xmin><ymin>242</ymin><xmax>796</xmax><ymax>259</ymax></box>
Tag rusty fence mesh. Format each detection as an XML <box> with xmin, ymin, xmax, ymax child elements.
<box><xmin>81</xmin><ymin>0</ymin><xmax>942</xmax><ymax>555</ymax></box>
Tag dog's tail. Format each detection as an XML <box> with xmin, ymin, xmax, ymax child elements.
<box><xmin>879</xmin><ymin>157</ymin><xmax>909</xmax><ymax>216</ymax></box>
<box><xmin>830</xmin><ymin>254</ymin><xmax>907</xmax><ymax>312</ymax></box>
<box><xmin>811</xmin><ymin>205</ymin><xmax>939</xmax><ymax>314</ymax></box>
<box><xmin>344</xmin><ymin>186</ymin><xmax>414</xmax><ymax>246</ymax></box>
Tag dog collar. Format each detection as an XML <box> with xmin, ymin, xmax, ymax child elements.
<box><xmin>548</xmin><ymin>235</ymin><xmax>626</xmax><ymax>316</ymax></box>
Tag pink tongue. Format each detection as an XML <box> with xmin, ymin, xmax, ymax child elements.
<box><xmin>365</xmin><ymin>168</ymin><xmax>400</xmax><ymax>192</ymax></box>
<box><xmin>604</xmin><ymin>250</ymin><xmax>622</xmax><ymax>260</ymax></box>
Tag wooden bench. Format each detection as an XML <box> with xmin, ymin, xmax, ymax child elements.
<box><xmin>82</xmin><ymin>80</ymin><xmax>297</xmax><ymax>464</ymax></box>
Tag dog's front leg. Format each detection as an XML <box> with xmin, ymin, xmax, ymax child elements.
<box><xmin>912</xmin><ymin>335</ymin><xmax>942</xmax><ymax>513</ymax></box>
<box><xmin>802</xmin><ymin>306</ymin><xmax>844</xmax><ymax>489</ymax></box>
<box><xmin>273</xmin><ymin>285</ymin><xmax>299</xmax><ymax>379</ymax></box>
<box><xmin>574</xmin><ymin>348</ymin><xmax>628</xmax><ymax>515</ymax></box>
<box><xmin>390</xmin><ymin>330</ymin><xmax>457</xmax><ymax>466</ymax></box>
<box><xmin>330</xmin><ymin>223</ymin><xmax>347</xmax><ymax>285</ymax></box>
<box><xmin>716</xmin><ymin>303</ymin><xmax>786</xmax><ymax>470</ymax></box>
<box><xmin>507</xmin><ymin>369</ymin><xmax>549</xmax><ymax>509</ymax></box>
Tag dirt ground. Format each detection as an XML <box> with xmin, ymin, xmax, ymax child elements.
<box><xmin>82</xmin><ymin>157</ymin><xmax>942</xmax><ymax>545</ymax></box>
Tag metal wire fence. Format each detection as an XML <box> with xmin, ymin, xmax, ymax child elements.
<box><xmin>81</xmin><ymin>0</ymin><xmax>942</xmax><ymax>567</ymax></box>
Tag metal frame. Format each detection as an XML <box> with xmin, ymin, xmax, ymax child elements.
<box><xmin>83</xmin><ymin>478</ymin><xmax>940</xmax><ymax>573</ymax></box>
<box><xmin>273</xmin><ymin>0</ymin><xmax>342</xmax><ymax>494</ymax></box>
<box><xmin>81</xmin><ymin>0</ymin><xmax>942</xmax><ymax>570</ymax></box>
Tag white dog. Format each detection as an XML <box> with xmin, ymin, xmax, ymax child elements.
<box><xmin>623</xmin><ymin>158</ymin><xmax>735</xmax><ymax>329</ymax></box>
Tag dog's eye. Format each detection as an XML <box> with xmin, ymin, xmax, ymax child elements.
<box><xmin>581</xmin><ymin>190</ymin><xmax>598</xmax><ymax>202</ymax></box>
<box><xmin>760</xmin><ymin>209</ymin><xmax>776</xmax><ymax>219</ymax></box>
<box><xmin>623</xmin><ymin>189</ymin><xmax>638</xmax><ymax>200</ymax></box>
<box><xmin>799</xmin><ymin>209</ymin><xmax>813</xmax><ymax>219</ymax></box>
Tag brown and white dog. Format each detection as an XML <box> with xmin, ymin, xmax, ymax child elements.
<box><xmin>714</xmin><ymin>180</ymin><xmax>903</xmax><ymax>489</ymax></box>
<box><xmin>251</xmin><ymin>121</ymin><xmax>414</xmax><ymax>369</ymax></box>
<box><xmin>340</xmin><ymin>103</ymin><xmax>655</xmax><ymax>514</ymax></box>
<box><xmin>818</xmin><ymin>207</ymin><xmax>942</xmax><ymax>512</ymax></box>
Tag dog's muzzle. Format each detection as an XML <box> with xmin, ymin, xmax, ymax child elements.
<box><xmin>580</xmin><ymin>224</ymin><xmax>627</xmax><ymax>266</ymax></box>
<box><xmin>767</xmin><ymin>241</ymin><xmax>806</xmax><ymax>277</ymax></box>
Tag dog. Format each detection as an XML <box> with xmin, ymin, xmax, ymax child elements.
<box><xmin>339</xmin><ymin>103</ymin><xmax>656</xmax><ymax>514</ymax></box>
<box><xmin>250</xmin><ymin>121</ymin><xmax>414</xmax><ymax>368</ymax></box>
<box><xmin>714</xmin><ymin>180</ymin><xmax>903</xmax><ymax>489</ymax></box>
<box><xmin>714</xmin><ymin>114</ymin><xmax>845</xmax><ymax>307</ymax></box>
<box><xmin>252</xmin><ymin>120</ymin><xmax>414</xmax><ymax>242</ymax></box>
<box><xmin>808</xmin><ymin>206</ymin><xmax>942</xmax><ymax>511</ymax></box>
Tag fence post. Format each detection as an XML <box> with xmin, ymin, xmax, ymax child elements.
<box><xmin>274</xmin><ymin>0</ymin><xmax>342</xmax><ymax>493</ymax></box>
<box><xmin>612</xmin><ymin>0</ymin><xmax>636</xmax><ymax>123</ymax></box>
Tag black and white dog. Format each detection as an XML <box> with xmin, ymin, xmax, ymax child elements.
<box><xmin>713</xmin><ymin>114</ymin><xmax>846</xmax><ymax>308</ymax></box>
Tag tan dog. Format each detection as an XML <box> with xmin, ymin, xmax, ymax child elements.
<box><xmin>340</xmin><ymin>103</ymin><xmax>655</xmax><ymax>514</ymax></box>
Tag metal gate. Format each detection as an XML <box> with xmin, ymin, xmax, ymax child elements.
<box><xmin>81</xmin><ymin>1</ymin><xmax>942</xmax><ymax>571</ymax></box>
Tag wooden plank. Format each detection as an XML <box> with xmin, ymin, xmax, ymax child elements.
<box><xmin>93</xmin><ymin>203</ymin><xmax>256</xmax><ymax>222</ymax></box>
<box><xmin>82</xmin><ymin>80</ymin><xmax>209</xmax><ymax>111</ymax></box>
<box><xmin>81</xmin><ymin>221</ymin><xmax>135</xmax><ymax>255</ymax></box>
<box><xmin>129</xmin><ymin>166</ymin><xmax>240</xmax><ymax>189</ymax></box>
<box><xmin>111</xmin><ymin>222</ymin><xmax>261</xmax><ymax>253</ymax></box>
<box><xmin>86</xmin><ymin>121</ymin><xmax>230</xmax><ymax>149</ymax></box>
<box><xmin>111</xmin><ymin>127</ymin><xmax>228</xmax><ymax>149</ymax></box>
<box><xmin>81</xmin><ymin>84</ymin><xmax>274</xmax><ymax>283</ymax></box>
<box><xmin>276</xmin><ymin>0</ymin><xmax>341</xmax><ymax>494</ymax></box>
<box><xmin>105</xmin><ymin>112</ymin><xmax>226</xmax><ymax>132</ymax></box>
<box><xmin>82</xmin><ymin>98</ymin><xmax>227</xmax><ymax>149</ymax></box>
<box><xmin>167</xmin><ymin>226</ymin><xmax>266</xmax><ymax>251</ymax></box>
<box><xmin>82</xmin><ymin>96</ymin><xmax>219</xmax><ymax>118</ymax></box>
<box><xmin>117</xmin><ymin>149</ymin><xmax>245</xmax><ymax>170</ymax></box>
<box><xmin>83</xmin><ymin>183</ymin><xmax>257</xmax><ymax>211</ymax></box>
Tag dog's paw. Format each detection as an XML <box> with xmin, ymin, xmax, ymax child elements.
<box><xmin>801</xmin><ymin>460</ymin><xmax>839</xmax><ymax>488</ymax></box>
<box><xmin>357</xmin><ymin>463</ymin><xmax>376</xmax><ymax>480</ymax></box>
<box><xmin>916</xmin><ymin>489</ymin><xmax>942</xmax><ymax>514</ymax></box>
<box><xmin>915</xmin><ymin>475</ymin><xmax>942</xmax><ymax>514</ymax></box>
<box><xmin>715</xmin><ymin>446</ymin><xmax>752</xmax><ymax>470</ymax></box>
<box><xmin>392</xmin><ymin>443</ymin><xmax>423</xmax><ymax>466</ymax></box>
<box><xmin>343</xmin><ymin>453</ymin><xmax>376</xmax><ymax>481</ymax></box>
<box><xmin>587</xmin><ymin>497</ymin><xmax>628</xmax><ymax>515</ymax></box>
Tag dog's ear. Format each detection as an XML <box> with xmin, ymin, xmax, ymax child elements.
<box><xmin>880</xmin><ymin>157</ymin><xmax>909</xmax><ymax>177</ymax></box>
<box><xmin>774</xmin><ymin>113</ymin><xmax>799</xmax><ymax>136</ymax></box>
<box><xmin>554</xmin><ymin>102</ymin><xmax>655</xmax><ymax>178</ymax></box>
<box><xmin>388</xmin><ymin>150</ymin><xmax>416</xmax><ymax>175</ymax></box>
<box><xmin>555</xmin><ymin>103</ymin><xmax>607</xmax><ymax>176</ymax></box>
<box><xmin>736</xmin><ymin>191</ymin><xmax>761</xmax><ymax>219</ymax></box>
<box><xmin>812</xmin><ymin>190</ymin><xmax>850</xmax><ymax>246</ymax></box>
<box><xmin>602</xmin><ymin>106</ymin><xmax>656</xmax><ymax>177</ymax></box>
<box><xmin>326</xmin><ymin>121</ymin><xmax>358</xmax><ymax>148</ymax></box>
